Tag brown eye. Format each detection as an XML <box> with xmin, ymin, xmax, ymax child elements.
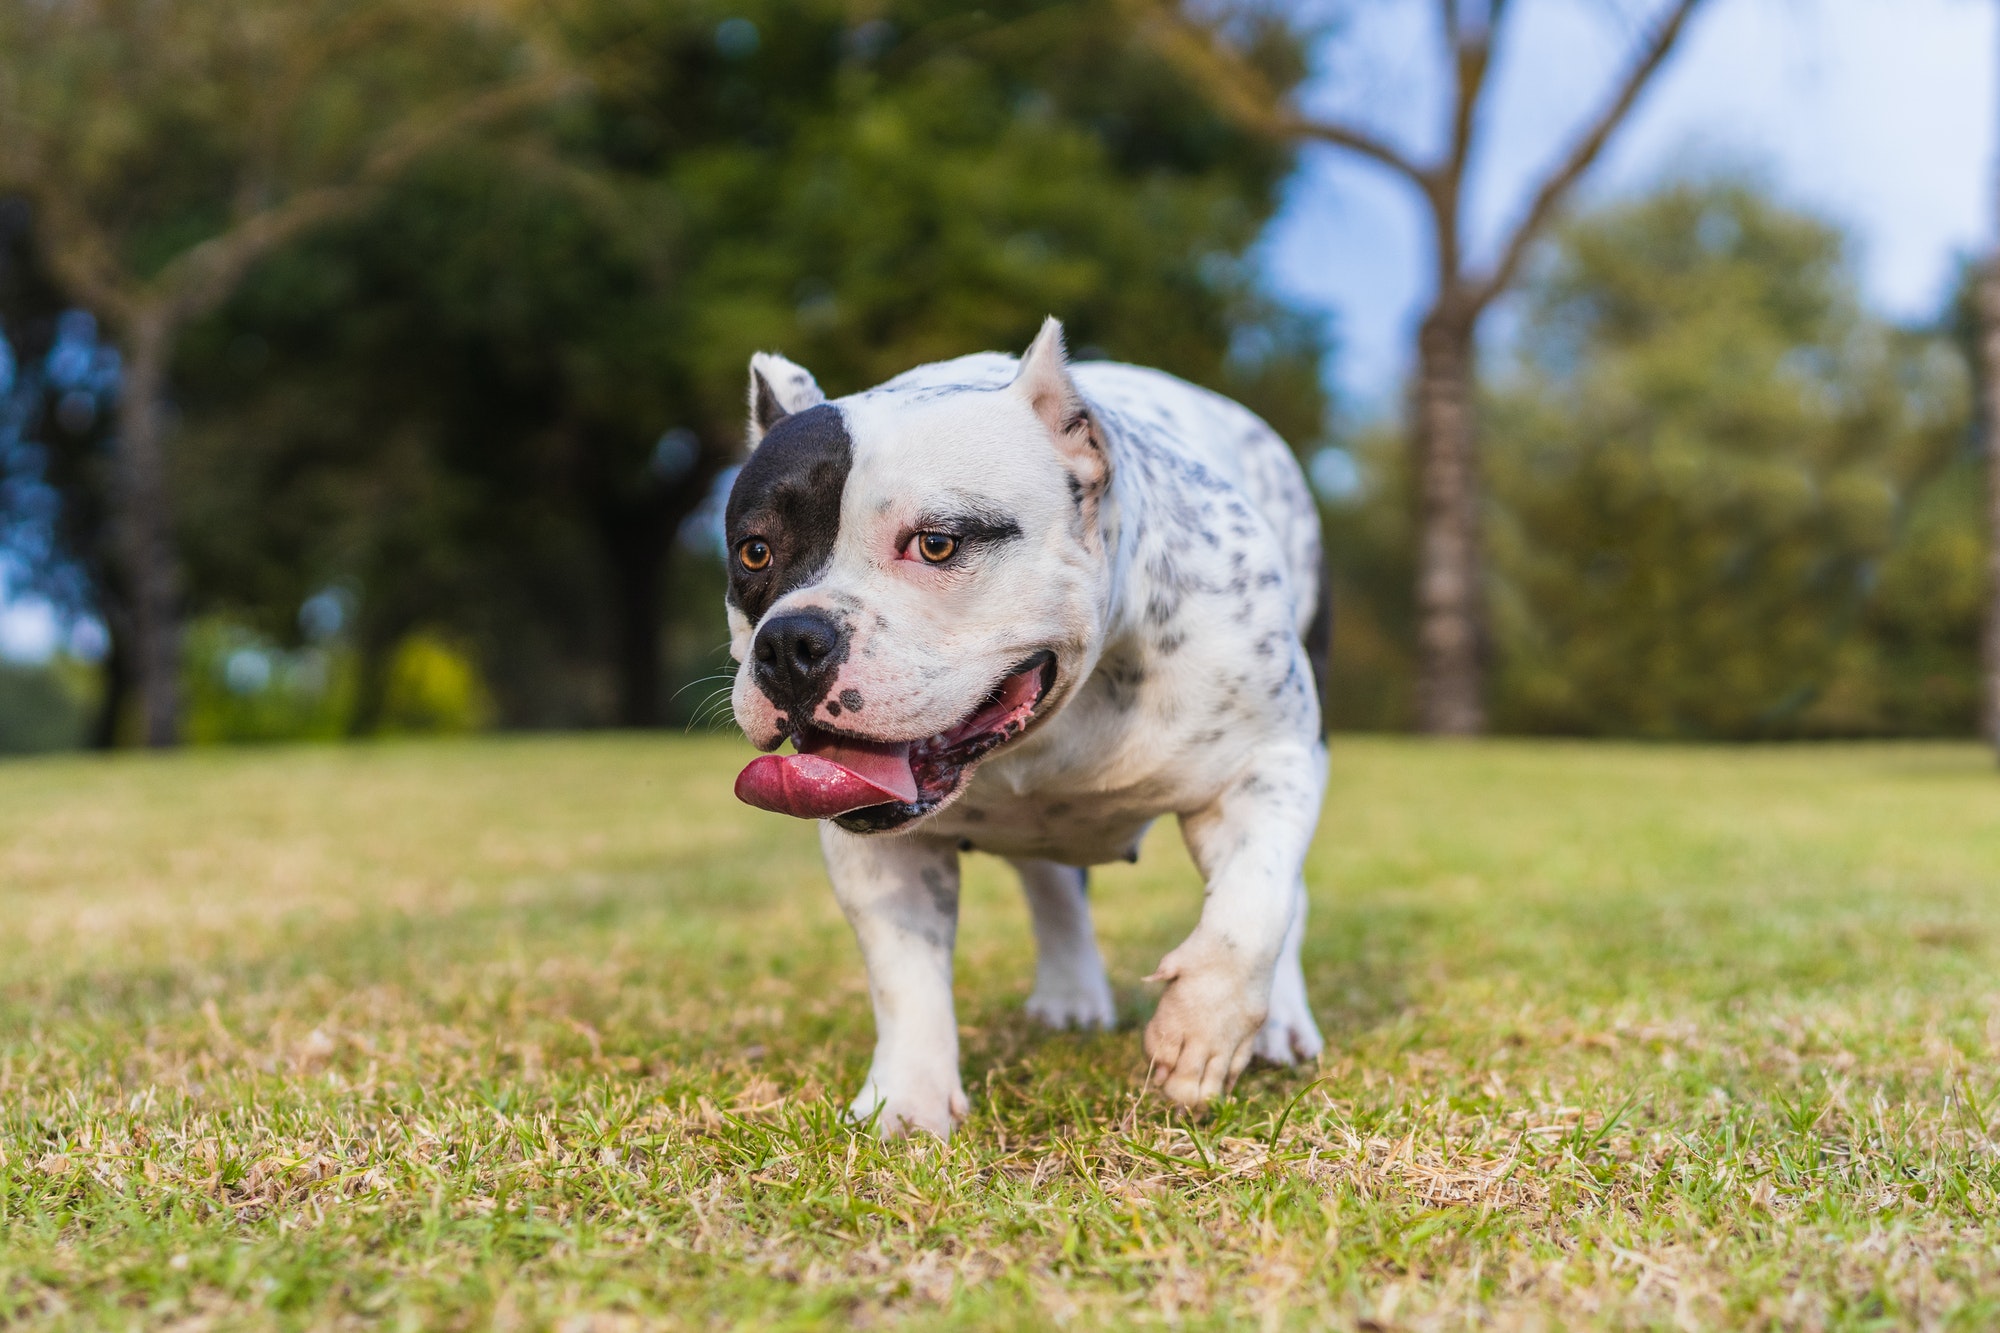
<box><xmin>738</xmin><ymin>538</ymin><xmax>772</xmax><ymax>572</ymax></box>
<box><xmin>916</xmin><ymin>533</ymin><xmax>957</xmax><ymax>564</ymax></box>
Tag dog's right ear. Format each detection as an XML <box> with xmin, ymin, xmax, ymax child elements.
<box><xmin>746</xmin><ymin>352</ymin><xmax>826</xmax><ymax>449</ymax></box>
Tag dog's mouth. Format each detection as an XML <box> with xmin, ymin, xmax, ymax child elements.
<box><xmin>734</xmin><ymin>651</ymin><xmax>1057</xmax><ymax>831</ymax></box>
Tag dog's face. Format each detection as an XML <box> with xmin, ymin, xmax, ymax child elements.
<box><xmin>726</xmin><ymin>319</ymin><xmax>1110</xmax><ymax>833</ymax></box>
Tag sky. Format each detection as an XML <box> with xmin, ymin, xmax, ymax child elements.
<box><xmin>1261</xmin><ymin>0</ymin><xmax>2000</xmax><ymax>413</ymax></box>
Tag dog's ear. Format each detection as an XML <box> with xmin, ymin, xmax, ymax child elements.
<box><xmin>746</xmin><ymin>352</ymin><xmax>826</xmax><ymax>449</ymax></box>
<box><xmin>1010</xmin><ymin>316</ymin><xmax>1107</xmax><ymax>496</ymax></box>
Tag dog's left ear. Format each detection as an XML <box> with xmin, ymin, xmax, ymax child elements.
<box><xmin>746</xmin><ymin>351</ymin><xmax>826</xmax><ymax>449</ymax></box>
<box><xmin>1010</xmin><ymin>317</ymin><xmax>1107</xmax><ymax>496</ymax></box>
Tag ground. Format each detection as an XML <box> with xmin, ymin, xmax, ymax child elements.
<box><xmin>2</xmin><ymin>737</ymin><xmax>1999</xmax><ymax>1330</ymax></box>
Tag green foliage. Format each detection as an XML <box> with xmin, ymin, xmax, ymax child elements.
<box><xmin>166</xmin><ymin>0</ymin><xmax>1330</xmax><ymax>730</ymax></box>
<box><xmin>1320</xmin><ymin>180</ymin><xmax>1979</xmax><ymax>739</ymax></box>
<box><xmin>1488</xmin><ymin>179</ymin><xmax>1968</xmax><ymax>736</ymax></box>
<box><xmin>178</xmin><ymin>620</ymin><xmax>490</xmax><ymax>741</ymax></box>
<box><xmin>0</xmin><ymin>0</ymin><xmax>532</xmax><ymax>279</ymax></box>
<box><xmin>1319</xmin><ymin>426</ymin><xmax>1417</xmax><ymax>733</ymax></box>
<box><xmin>377</xmin><ymin>632</ymin><xmax>492</xmax><ymax>735</ymax></box>
<box><xmin>0</xmin><ymin>658</ymin><xmax>95</xmax><ymax>754</ymax></box>
<box><xmin>1480</xmin><ymin>181</ymin><xmax>1970</xmax><ymax>738</ymax></box>
<box><xmin>181</xmin><ymin>619</ymin><xmax>355</xmax><ymax>744</ymax></box>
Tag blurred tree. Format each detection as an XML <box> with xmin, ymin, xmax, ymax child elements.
<box><xmin>168</xmin><ymin>0</ymin><xmax>1331</xmax><ymax>730</ymax></box>
<box><xmin>1481</xmin><ymin>180</ymin><xmax>1969</xmax><ymax>737</ymax></box>
<box><xmin>1980</xmin><ymin>15</ymin><xmax>2000</xmax><ymax>756</ymax></box>
<box><xmin>1317</xmin><ymin>420</ymin><xmax>1417</xmax><ymax>731</ymax></box>
<box><xmin>1141</xmin><ymin>0</ymin><xmax>1708</xmax><ymax>734</ymax></box>
<box><xmin>0</xmin><ymin>0</ymin><xmax>579</xmax><ymax>744</ymax></box>
<box><xmin>0</xmin><ymin>202</ymin><xmax>127</xmax><ymax>745</ymax></box>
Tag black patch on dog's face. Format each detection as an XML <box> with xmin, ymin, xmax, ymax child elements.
<box><xmin>726</xmin><ymin>405</ymin><xmax>853</xmax><ymax>621</ymax></box>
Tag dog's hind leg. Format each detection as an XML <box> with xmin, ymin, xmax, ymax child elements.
<box><xmin>1252</xmin><ymin>879</ymin><xmax>1323</xmax><ymax>1065</ymax></box>
<box><xmin>1011</xmin><ymin>859</ymin><xmax>1117</xmax><ymax>1031</ymax></box>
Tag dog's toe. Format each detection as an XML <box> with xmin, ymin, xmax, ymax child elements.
<box><xmin>848</xmin><ymin>1077</ymin><xmax>967</xmax><ymax>1139</ymax></box>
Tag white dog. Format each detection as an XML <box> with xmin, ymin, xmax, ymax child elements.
<box><xmin>726</xmin><ymin>318</ymin><xmax>1327</xmax><ymax>1137</ymax></box>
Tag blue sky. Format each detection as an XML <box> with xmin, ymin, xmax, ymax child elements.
<box><xmin>1262</xmin><ymin>0</ymin><xmax>1999</xmax><ymax>413</ymax></box>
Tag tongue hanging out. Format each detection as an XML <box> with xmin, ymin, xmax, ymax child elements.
<box><xmin>734</xmin><ymin>654</ymin><xmax>1055</xmax><ymax>821</ymax></box>
<box><xmin>734</xmin><ymin>734</ymin><xmax>918</xmax><ymax>819</ymax></box>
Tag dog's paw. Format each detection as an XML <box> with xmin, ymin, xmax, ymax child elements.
<box><xmin>1025</xmin><ymin>971</ymin><xmax>1117</xmax><ymax>1031</ymax></box>
<box><xmin>1251</xmin><ymin>995</ymin><xmax>1324</xmax><ymax>1066</ymax></box>
<box><xmin>848</xmin><ymin>1075</ymin><xmax>968</xmax><ymax>1139</ymax></box>
<box><xmin>1142</xmin><ymin>957</ymin><xmax>1263</xmax><ymax>1109</ymax></box>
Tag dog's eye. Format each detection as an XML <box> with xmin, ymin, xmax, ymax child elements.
<box><xmin>915</xmin><ymin>532</ymin><xmax>957</xmax><ymax>564</ymax></box>
<box><xmin>738</xmin><ymin>538</ymin><xmax>772</xmax><ymax>572</ymax></box>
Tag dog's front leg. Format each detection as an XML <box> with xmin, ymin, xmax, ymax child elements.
<box><xmin>1145</xmin><ymin>742</ymin><xmax>1325</xmax><ymax>1108</ymax></box>
<box><xmin>821</xmin><ymin>824</ymin><xmax>967</xmax><ymax>1138</ymax></box>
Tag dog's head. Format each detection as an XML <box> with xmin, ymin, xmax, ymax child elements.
<box><xmin>725</xmin><ymin>318</ymin><xmax>1110</xmax><ymax>833</ymax></box>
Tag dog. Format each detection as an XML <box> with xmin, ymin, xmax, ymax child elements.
<box><xmin>725</xmin><ymin>318</ymin><xmax>1328</xmax><ymax>1137</ymax></box>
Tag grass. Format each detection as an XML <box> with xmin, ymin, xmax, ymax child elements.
<box><xmin>3</xmin><ymin>736</ymin><xmax>2000</xmax><ymax>1329</ymax></box>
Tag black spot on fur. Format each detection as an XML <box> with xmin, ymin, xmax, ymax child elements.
<box><xmin>919</xmin><ymin>865</ymin><xmax>959</xmax><ymax>919</ymax></box>
<box><xmin>839</xmin><ymin>688</ymin><xmax>864</xmax><ymax>712</ymax></box>
<box><xmin>1094</xmin><ymin>651</ymin><xmax>1146</xmax><ymax>711</ymax></box>
<box><xmin>725</xmin><ymin>405</ymin><xmax>853</xmax><ymax>622</ymax></box>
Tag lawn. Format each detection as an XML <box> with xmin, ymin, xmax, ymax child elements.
<box><xmin>3</xmin><ymin>736</ymin><xmax>1999</xmax><ymax>1330</ymax></box>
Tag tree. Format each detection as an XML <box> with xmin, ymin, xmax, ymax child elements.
<box><xmin>1144</xmin><ymin>0</ymin><xmax>1708</xmax><ymax>733</ymax></box>
<box><xmin>1982</xmin><ymin>5</ymin><xmax>2000</xmax><ymax>755</ymax></box>
<box><xmin>0</xmin><ymin>0</ymin><xmax>578</xmax><ymax>744</ymax></box>
<box><xmin>163</xmin><ymin>0</ymin><xmax>1332</xmax><ymax>730</ymax></box>
<box><xmin>1483</xmin><ymin>180</ymin><xmax>1969</xmax><ymax>737</ymax></box>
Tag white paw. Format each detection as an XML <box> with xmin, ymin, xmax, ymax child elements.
<box><xmin>1251</xmin><ymin>995</ymin><xmax>1324</xmax><ymax>1065</ymax></box>
<box><xmin>1025</xmin><ymin>972</ymin><xmax>1117</xmax><ymax>1031</ymax></box>
<box><xmin>848</xmin><ymin>1075</ymin><xmax>968</xmax><ymax>1139</ymax></box>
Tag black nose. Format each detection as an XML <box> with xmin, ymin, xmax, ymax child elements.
<box><xmin>752</xmin><ymin>609</ymin><xmax>844</xmax><ymax>712</ymax></box>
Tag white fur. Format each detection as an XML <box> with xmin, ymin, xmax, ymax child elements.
<box><xmin>730</xmin><ymin>321</ymin><xmax>1326</xmax><ymax>1136</ymax></box>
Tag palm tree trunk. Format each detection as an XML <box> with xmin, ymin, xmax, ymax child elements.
<box><xmin>1413</xmin><ymin>308</ymin><xmax>1485</xmax><ymax>735</ymax></box>
<box><xmin>113</xmin><ymin>310</ymin><xmax>184</xmax><ymax>747</ymax></box>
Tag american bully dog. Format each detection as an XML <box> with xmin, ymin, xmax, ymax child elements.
<box><xmin>725</xmin><ymin>318</ymin><xmax>1327</xmax><ymax>1136</ymax></box>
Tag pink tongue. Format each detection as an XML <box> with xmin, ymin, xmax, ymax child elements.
<box><xmin>734</xmin><ymin>735</ymin><xmax>918</xmax><ymax>819</ymax></box>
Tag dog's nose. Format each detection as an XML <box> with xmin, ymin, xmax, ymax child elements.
<box><xmin>753</xmin><ymin>609</ymin><xmax>843</xmax><ymax>711</ymax></box>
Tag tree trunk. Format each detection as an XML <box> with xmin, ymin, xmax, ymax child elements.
<box><xmin>1412</xmin><ymin>308</ymin><xmax>1485</xmax><ymax>735</ymax></box>
<box><xmin>604</xmin><ymin>509</ymin><xmax>668</xmax><ymax>729</ymax></box>
<box><xmin>1980</xmin><ymin>257</ymin><xmax>2000</xmax><ymax>756</ymax></box>
<box><xmin>89</xmin><ymin>606</ymin><xmax>130</xmax><ymax>749</ymax></box>
<box><xmin>112</xmin><ymin>310</ymin><xmax>184</xmax><ymax>747</ymax></box>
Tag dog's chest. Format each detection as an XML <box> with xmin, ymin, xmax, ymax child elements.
<box><xmin>925</xmin><ymin>772</ymin><xmax>1161</xmax><ymax>866</ymax></box>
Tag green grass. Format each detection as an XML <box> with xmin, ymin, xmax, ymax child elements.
<box><xmin>4</xmin><ymin>737</ymin><xmax>2000</xmax><ymax>1329</ymax></box>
